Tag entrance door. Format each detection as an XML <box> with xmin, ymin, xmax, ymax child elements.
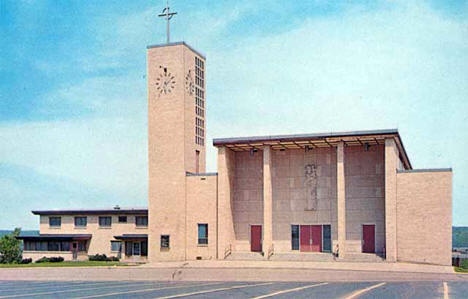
<box><xmin>300</xmin><ymin>225</ymin><xmax>311</xmax><ymax>252</ymax></box>
<box><xmin>71</xmin><ymin>242</ymin><xmax>78</xmax><ymax>260</ymax></box>
<box><xmin>362</xmin><ymin>224</ymin><xmax>375</xmax><ymax>253</ymax></box>
<box><xmin>300</xmin><ymin>225</ymin><xmax>323</xmax><ymax>252</ymax></box>
<box><xmin>311</xmin><ymin>225</ymin><xmax>322</xmax><ymax>252</ymax></box>
<box><xmin>250</xmin><ymin>225</ymin><xmax>262</xmax><ymax>252</ymax></box>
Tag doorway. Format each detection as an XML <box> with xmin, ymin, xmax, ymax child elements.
<box><xmin>300</xmin><ymin>225</ymin><xmax>322</xmax><ymax>252</ymax></box>
<box><xmin>362</xmin><ymin>224</ymin><xmax>375</xmax><ymax>253</ymax></box>
<box><xmin>250</xmin><ymin>225</ymin><xmax>262</xmax><ymax>252</ymax></box>
<box><xmin>71</xmin><ymin>242</ymin><xmax>78</xmax><ymax>260</ymax></box>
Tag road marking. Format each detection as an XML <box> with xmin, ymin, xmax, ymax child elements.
<box><xmin>344</xmin><ymin>282</ymin><xmax>386</xmax><ymax>299</ymax></box>
<box><xmin>75</xmin><ymin>282</ymin><xmax>224</xmax><ymax>298</ymax></box>
<box><xmin>0</xmin><ymin>281</ymin><xmax>140</xmax><ymax>293</ymax></box>
<box><xmin>443</xmin><ymin>281</ymin><xmax>449</xmax><ymax>299</ymax></box>
<box><xmin>0</xmin><ymin>282</ymin><xmax>174</xmax><ymax>298</ymax></box>
<box><xmin>156</xmin><ymin>282</ymin><xmax>274</xmax><ymax>299</ymax></box>
<box><xmin>251</xmin><ymin>282</ymin><xmax>328</xmax><ymax>299</ymax></box>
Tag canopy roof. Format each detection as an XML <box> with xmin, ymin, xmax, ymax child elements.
<box><xmin>213</xmin><ymin>128</ymin><xmax>411</xmax><ymax>169</ymax></box>
<box><xmin>114</xmin><ymin>234</ymin><xmax>148</xmax><ymax>240</ymax></box>
<box><xmin>16</xmin><ymin>234</ymin><xmax>92</xmax><ymax>241</ymax></box>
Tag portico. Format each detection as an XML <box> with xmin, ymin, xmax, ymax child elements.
<box><xmin>214</xmin><ymin>129</ymin><xmax>411</xmax><ymax>260</ymax></box>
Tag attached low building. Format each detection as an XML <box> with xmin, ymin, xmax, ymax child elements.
<box><xmin>19</xmin><ymin>207</ymin><xmax>148</xmax><ymax>262</ymax></box>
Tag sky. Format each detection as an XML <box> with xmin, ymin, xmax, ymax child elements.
<box><xmin>0</xmin><ymin>0</ymin><xmax>467</xmax><ymax>229</ymax></box>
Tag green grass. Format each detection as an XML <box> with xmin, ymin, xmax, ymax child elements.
<box><xmin>0</xmin><ymin>261</ymin><xmax>130</xmax><ymax>268</ymax></box>
<box><xmin>454</xmin><ymin>266</ymin><xmax>468</xmax><ymax>273</ymax></box>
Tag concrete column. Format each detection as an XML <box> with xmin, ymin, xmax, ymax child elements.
<box><xmin>337</xmin><ymin>142</ymin><xmax>346</xmax><ymax>258</ymax></box>
<box><xmin>385</xmin><ymin>138</ymin><xmax>398</xmax><ymax>262</ymax></box>
<box><xmin>263</xmin><ymin>146</ymin><xmax>273</xmax><ymax>257</ymax></box>
<box><xmin>217</xmin><ymin>146</ymin><xmax>236</xmax><ymax>259</ymax></box>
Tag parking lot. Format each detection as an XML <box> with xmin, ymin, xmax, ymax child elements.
<box><xmin>1</xmin><ymin>280</ymin><xmax>467</xmax><ymax>298</ymax></box>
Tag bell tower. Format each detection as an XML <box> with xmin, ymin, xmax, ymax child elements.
<box><xmin>147</xmin><ymin>41</ymin><xmax>206</xmax><ymax>261</ymax></box>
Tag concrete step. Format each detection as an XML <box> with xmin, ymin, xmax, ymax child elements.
<box><xmin>342</xmin><ymin>253</ymin><xmax>385</xmax><ymax>263</ymax></box>
<box><xmin>270</xmin><ymin>253</ymin><xmax>335</xmax><ymax>262</ymax></box>
<box><xmin>225</xmin><ymin>252</ymin><xmax>264</xmax><ymax>261</ymax></box>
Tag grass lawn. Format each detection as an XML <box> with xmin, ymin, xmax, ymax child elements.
<box><xmin>454</xmin><ymin>266</ymin><xmax>468</xmax><ymax>273</ymax></box>
<box><xmin>0</xmin><ymin>261</ymin><xmax>131</xmax><ymax>268</ymax></box>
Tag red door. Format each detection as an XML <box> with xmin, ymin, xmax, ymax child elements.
<box><xmin>300</xmin><ymin>225</ymin><xmax>323</xmax><ymax>252</ymax></box>
<box><xmin>300</xmin><ymin>225</ymin><xmax>311</xmax><ymax>252</ymax></box>
<box><xmin>311</xmin><ymin>225</ymin><xmax>322</xmax><ymax>252</ymax></box>
<box><xmin>250</xmin><ymin>225</ymin><xmax>262</xmax><ymax>252</ymax></box>
<box><xmin>362</xmin><ymin>225</ymin><xmax>375</xmax><ymax>253</ymax></box>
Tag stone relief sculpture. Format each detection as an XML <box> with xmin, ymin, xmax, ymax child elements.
<box><xmin>304</xmin><ymin>164</ymin><xmax>318</xmax><ymax>210</ymax></box>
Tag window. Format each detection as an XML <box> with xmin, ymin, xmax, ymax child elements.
<box><xmin>78</xmin><ymin>241</ymin><xmax>87</xmax><ymax>252</ymax></box>
<box><xmin>322</xmin><ymin>225</ymin><xmax>332</xmax><ymax>253</ymax></box>
<box><xmin>49</xmin><ymin>217</ymin><xmax>61</xmax><ymax>227</ymax></box>
<box><xmin>47</xmin><ymin>241</ymin><xmax>60</xmax><ymax>251</ymax></box>
<box><xmin>141</xmin><ymin>241</ymin><xmax>148</xmax><ymax>256</ymax></box>
<box><xmin>161</xmin><ymin>235</ymin><xmax>170</xmax><ymax>249</ymax></box>
<box><xmin>99</xmin><ymin>216</ymin><xmax>112</xmax><ymax>227</ymax></box>
<box><xmin>198</xmin><ymin>224</ymin><xmax>208</xmax><ymax>245</ymax></box>
<box><xmin>118</xmin><ymin>216</ymin><xmax>127</xmax><ymax>223</ymax></box>
<box><xmin>291</xmin><ymin>225</ymin><xmax>299</xmax><ymax>250</ymax></box>
<box><xmin>111</xmin><ymin>241</ymin><xmax>122</xmax><ymax>252</ymax></box>
<box><xmin>135</xmin><ymin>216</ymin><xmax>148</xmax><ymax>227</ymax></box>
<box><xmin>60</xmin><ymin>241</ymin><xmax>70</xmax><ymax>251</ymax></box>
<box><xmin>133</xmin><ymin>242</ymin><xmax>141</xmax><ymax>255</ymax></box>
<box><xmin>74</xmin><ymin>216</ymin><xmax>87</xmax><ymax>227</ymax></box>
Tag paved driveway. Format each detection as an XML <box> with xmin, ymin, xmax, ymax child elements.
<box><xmin>0</xmin><ymin>280</ymin><xmax>467</xmax><ymax>298</ymax></box>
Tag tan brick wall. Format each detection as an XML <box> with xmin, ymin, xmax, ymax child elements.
<box><xmin>39</xmin><ymin>214</ymin><xmax>148</xmax><ymax>258</ymax></box>
<box><xmin>396</xmin><ymin>170</ymin><xmax>452</xmax><ymax>265</ymax></box>
<box><xmin>232</xmin><ymin>150</ymin><xmax>263</xmax><ymax>251</ymax></box>
<box><xmin>269</xmin><ymin>148</ymin><xmax>337</xmax><ymax>252</ymax></box>
<box><xmin>345</xmin><ymin>145</ymin><xmax>385</xmax><ymax>253</ymax></box>
<box><xmin>185</xmin><ymin>175</ymin><xmax>218</xmax><ymax>260</ymax></box>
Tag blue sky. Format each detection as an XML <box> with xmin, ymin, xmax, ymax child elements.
<box><xmin>0</xmin><ymin>0</ymin><xmax>467</xmax><ymax>229</ymax></box>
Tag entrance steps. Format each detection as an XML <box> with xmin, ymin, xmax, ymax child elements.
<box><xmin>342</xmin><ymin>253</ymin><xmax>385</xmax><ymax>263</ymax></box>
<box><xmin>225</xmin><ymin>251</ymin><xmax>264</xmax><ymax>261</ymax></box>
<box><xmin>270</xmin><ymin>252</ymin><xmax>335</xmax><ymax>262</ymax></box>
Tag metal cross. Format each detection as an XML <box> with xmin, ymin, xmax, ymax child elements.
<box><xmin>158</xmin><ymin>0</ymin><xmax>177</xmax><ymax>44</ymax></box>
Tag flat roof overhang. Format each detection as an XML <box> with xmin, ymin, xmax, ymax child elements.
<box><xmin>213</xmin><ymin>128</ymin><xmax>412</xmax><ymax>169</ymax></box>
<box><xmin>16</xmin><ymin>234</ymin><xmax>92</xmax><ymax>241</ymax></box>
<box><xmin>114</xmin><ymin>234</ymin><xmax>148</xmax><ymax>240</ymax></box>
<box><xmin>32</xmin><ymin>208</ymin><xmax>148</xmax><ymax>216</ymax></box>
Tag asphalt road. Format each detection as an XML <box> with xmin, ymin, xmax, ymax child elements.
<box><xmin>0</xmin><ymin>280</ymin><xmax>466</xmax><ymax>298</ymax></box>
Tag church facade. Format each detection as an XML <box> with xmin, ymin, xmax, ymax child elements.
<box><xmin>20</xmin><ymin>41</ymin><xmax>452</xmax><ymax>266</ymax></box>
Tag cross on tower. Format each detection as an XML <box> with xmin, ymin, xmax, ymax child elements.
<box><xmin>158</xmin><ymin>0</ymin><xmax>177</xmax><ymax>44</ymax></box>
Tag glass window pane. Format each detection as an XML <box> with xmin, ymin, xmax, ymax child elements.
<box><xmin>291</xmin><ymin>225</ymin><xmax>299</xmax><ymax>250</ymax></box>
<box><xmin>78</xmin><ymin>241</ymin><xmax>87</xmax><ymax>252</ymax></box>
<box><xmin>125</xmin><ymin>241</ymin><xmax>133</xmax><ymax>256</ymax></box>
<box><xmin>49</xmin><ymin>217</ymin><xmax>61</xmax><ymax>227</ymax></box>
<box><xmin>99</xmin><ymin>216</ymin><xmax>112</xmax><ymax>227</ymax></box>
<box><xmin>141</xmin><ymin>241</ymin><xmax>148</xmax><ymax>256</ymax></box>
<box><xmin>198</xmin><ymin>224</ymin><xmax>208</xmax><ymax>245</ymax></box>
<box><xmin>61</xmin><ymin>241</ymin><xmax>70</xmax><ymax>251</ymax></box>
<box><xmin>75</xmin><ymin>217</ymin><xmax>87</xmax><ymax>227</ymax></box>
<box><xmin>136</xmin><ymin>216</ymin><xmax>148</xmax><ymax>227</ymax></box>
<box><xmin>161</xmin><ymin>235</ymin><xmax>170</xmax><ymax>249</ymax></box>
<box><xmin>322</xmin><ymin>225</ymin><xmax>331</xmax><ymax>252</ymax></box>
<box><xmin>118</xmin><ymin>216</ymin><xmax>127</xmax><ymax>223</ymax></box>
<box><xmin>133</xmin><ymin>242</ymin><xmax>140</xmax><ymax>255</ymax></box>
<box><xmin>111</xmin><ymin>241</ymin><xmax>121</xmax><ymax>252</ymax></box>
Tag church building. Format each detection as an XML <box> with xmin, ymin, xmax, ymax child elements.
<box><xmin>19</xmin><ymin>12</ymin><xmax>453</xmax><ymax>266</ymax></box>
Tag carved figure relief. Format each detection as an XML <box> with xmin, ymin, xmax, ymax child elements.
<box><xmin>304</xmin><ymin>164</ymin><xmax>318</xmax><ymax>210</ymax></box>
